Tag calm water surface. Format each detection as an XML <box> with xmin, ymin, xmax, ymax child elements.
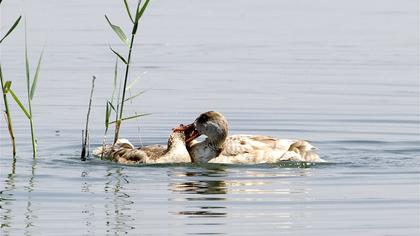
<box><xmin>1</xmin><ymin>0</ymin><xmax>419</xmax><ymax>235</ymax></box>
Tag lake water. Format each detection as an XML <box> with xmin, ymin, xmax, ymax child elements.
<box><xmin>0</xmin><ymin>0</ymin><xmax>419</xmax><ymax>235</ymax></box>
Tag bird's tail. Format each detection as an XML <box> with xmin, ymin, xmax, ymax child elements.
<box><xmin>92</xmin><ymin>139</ymin><xmax>135</xmax><ymax>159</ymax></box>
<box><xmin>285</xmin><ymin>140</ymin><xmax>325</xmax><ymax>162</ymax></box>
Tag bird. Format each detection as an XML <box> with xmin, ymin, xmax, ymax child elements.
<box><xmin>93</xmin><ymin>130</ymin><xmax>192</xmax><ymax>164</ymax></box>
<box><xmin>173</xmin><ymin>111</ymin><xmax>324</xmax><ymax>164</ymax></box>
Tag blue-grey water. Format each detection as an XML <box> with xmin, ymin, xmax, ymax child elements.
<box><xmin>1</xmin><ymin>0</ymin><xmax>419</xmax><ymax>235</ymax></box>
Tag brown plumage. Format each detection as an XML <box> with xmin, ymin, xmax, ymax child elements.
<box><xmin>93</xmin><ymin>131</ymin><xmax>191</xmax><ymax>164</ymax></box>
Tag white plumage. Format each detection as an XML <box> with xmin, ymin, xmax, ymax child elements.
<box><xmin>182</xmin><ymin>111</ymin><xmax>324</xmax><ymax>164</ymax></box>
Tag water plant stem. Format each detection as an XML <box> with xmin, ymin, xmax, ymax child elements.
<box><xmin>81</xmin><ymin>76</ymin><xmax>96</xmax><ymax>160</ymax></box>
<box><xmin>26</xmin><ymin>71</ymin><xmax>36</xmax><ymax>158</ymax></box>
<box><xmin>113</xmin><ymin>33</ymin><xmax>135</xmax><ymax>144</ymax></box>
<box><xmin>0</xmin><ymin>1</ymin><xmax>21</xmax><ymax>157</ymax></box>
<box><xmin>0</xmin><ymin>65</ymin><xmax>16</xmax><ymax>156</ymax></box>
<box><xmin>25</xmin><ymin>32</ymin><xmax>37</xmax><ymax>158</ymax></box>
<box><xmin>105</xmin><ymin>0</ymin><xmax>150</xmax><ymax>144</ymax></box>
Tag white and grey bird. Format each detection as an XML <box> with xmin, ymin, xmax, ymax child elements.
<box><xmin>175</xmin><ymin>111</ymin><xmax>324</xmax><ymax>164</ymax></box>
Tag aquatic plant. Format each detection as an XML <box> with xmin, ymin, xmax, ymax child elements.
<box><xmin>0</xmin><ymin>0</ymin><xmax>21</xmax><ymax>156</ymax></box>
<box><xmin>0</xmin><ymin>12</ymin><xmax>21</xmax><ymax>44</ymax></box>
<box><xmin>100</xmin><ymin>58</ymin><xmax>119</xmax><ymax>158</ymax></box>
<box><xmin>105</xmin><ymin>0</ymin><xmax>151</xmax><ymax>144</ymax></box>
<box><xmin>4</xmin><ymin>25</ymin><xmax>44</xmax><ymax>158</ymax></box>
<box><xmin>81</xmin><ymin>76</ymin><xmax>96</xmax><ymax>160</ymax></box>
<box><xmin>0</xmin><ymin>65</ymin><xmax>17</xmax><ymax>156</ymax></box>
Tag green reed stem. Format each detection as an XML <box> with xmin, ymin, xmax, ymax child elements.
<box><xmin>23</xmin><ymin>24</ymin><xmax>43</xmax><ymax>159</ymax></box>
<box><xmin>107</xmin><ymin>0</ymin><xmax>150</xmax><ymax>144</ymax></box>
<box><xmin>28</xmin><ymin>114</ymin><xmax>36</xmax><ymax>158</ymax></box>
<box><xmin>0</xmin><ymin>2</ymin><xmax>21</xmax><ymax>157</ymax></box>
<box><xmin>0</xmin><ymin>64</ymin><xmax>16</xmax><ymax>156</ymax></box>
<box><xmin>24</xmin><ymin>31</ymin><xmax>36</xmax><ymax>158</ymax></box>
<box><xmin>26</xmin><ymin>72</ymin><xmax>37</xmax><ymax>158</ymax></box>
<box><xmin>113</xmin><ymin>33</ymin><xmax>135</xmax><ymax>144</ymax></box>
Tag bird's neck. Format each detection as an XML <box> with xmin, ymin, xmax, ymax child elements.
<box><xmin>206</xmin><ymin>128</ymin><xmax>228</xmax><ymax>149</ymax></box>
<box><xmin>189</xmin><ymin>139</ymin><xmax>221</xmax><ymax>163</ymax></box>
<box><xmin>189</xmin><ymin>128</ymin><xmax>228</xmax><ymax>163</ymax></box>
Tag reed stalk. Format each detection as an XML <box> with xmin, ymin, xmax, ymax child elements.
<box><xmin>24</xmin><ymin>28</ymin><xmax>43</xmax><ymax>158</ymax></box>
<box><xmin>0</xmin><ymin>0</ymin><xmax>21</xmax><ymax>156</ymax></box>
<box><xmin>105</xmin><ymin>0</ymin><xmax>150</xmax><ymax>144</ymax></box>
<box><xmin>113</xmin><ymin>33</ymin><xmax>135</xmax><ymax>144</ymax></box>
<box><xmin>81</xmin><ymin>76</ymin><xmax>96</xmax><ymax>160</ymax></box>
<box><xmin>101</xmin><ymin>59</ymin><xmax>119</xmax><ymax>158</ymax></box>
<box><xmin>4</xmin><ymin>24</ymin><xmax>43</xmax><ymax>158</ymax></box>
<box><xmin>0</xmin><ymin>65</ymin><xmax>16</xmax><ymax>156</ymax></box>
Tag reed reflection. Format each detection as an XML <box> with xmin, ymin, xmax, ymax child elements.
<box><xmin>80</xmin><ymin>170</ymin><xmax>95</xmax><ymax>235</ymax></box>
<box><xmin>103</xmin><ymin>167</ymin><xmax>135</xmax><ymax>234</ymax></box>
<box><xmin>24</xmin><ymin>159</ymin><xmax>38</xmax><ymax>235</ymax></box>
<box><xmin>0</xmin><ymin>157</ymin><xmax>17</xmax><ymax>235</ymax></box>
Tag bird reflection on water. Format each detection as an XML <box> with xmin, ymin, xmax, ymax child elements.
<box><xmin>166</xmin><ymin>164</ymin><xmax>316</xmax><ymax>235</ymax></box>
<box><xmin>169</xmin><ymin>166</ymin><xmax>228</xmax><ymax>219</ymax></box>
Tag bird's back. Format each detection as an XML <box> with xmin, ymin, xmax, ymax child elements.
<box><xmin>209</xmin><ymin>135</ymin><xmax>323</xmax><ymax>164</ymax></box>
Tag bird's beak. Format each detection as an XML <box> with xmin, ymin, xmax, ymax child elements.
<box><xmin>173</xmin><ymin>123</ymin><xmax>200</xmax><ymax>144</ymax></box>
